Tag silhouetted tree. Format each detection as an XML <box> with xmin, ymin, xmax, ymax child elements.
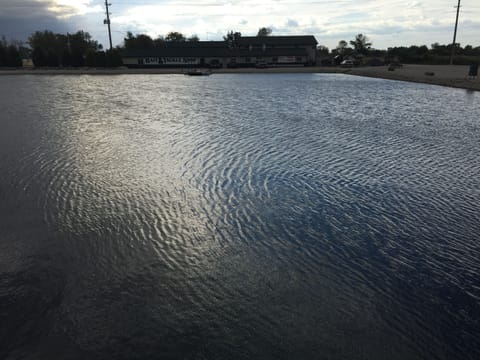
<box><xmin>67</xmin><ymin>31</ymin><xmax>101</xmax><ymax>66</ymax></box>
<box><xmin>257</xmin><ymin>27</ymin><xmax>272</xmax><ymax>37</ymax></box>
<box><xmin>188</xmin><ymin>34</ymin><xmax>200</xmax><ymax>42</ymax></box>
<box><xmin>28</xmin><ymin>30</ymin><xmax>57</xmax><ymax>66</ymax></box>
<box><xmin>7</xmin><ymin>45</ymin><xmax>22</xmax><ymax>66</ymax></box>
<box><xmin>350</xmin><ymin>34</ymin><xmax>372</xmax><ymax>55</ymax></box>
<box><xmin>0</xmin><ymin>42</ymin><xmax>6</xmax><ymax>65</ymax></box>
<box><xmin>0</xmin><ymin>37</ymin><xmax>22</xmax><ymax>66</ymax></box>
<box><xmin>224</xmin><ymin>31</ymin><xmax>241</xmax><ymax>48</ymax></box>
<box><xmin>336</xmin><ymin>40</ymin><xmax>349</xmax><ymax>55</ymax></box>
<box><xmin>106</xmin><ymin>48</ymin><xmax>123</xmax><ymax>67</ymax></box>
<box><xmin>317</xmin><ymin>45</ymin><xmax>329</xmax><ymax>56</ymax></box>
<box><xmin>430</xmin><ymin>42</ymin><xmax>451</xmax><ymax>56</ymax></box>
<box><xmin>153</xmin><ymin>36</ymin><xmax>166</xmax><ymax>48</ymax></box>
<box><xmin>28</xmin><ymin>30</ymin><xmax>99</xmax><ymax>67</ymax></box>
<box><xmin>124</xmin><ymin>32</ymin><xmax>154</xmax><ymax>49</ymax></box>
<box><xmin>165</xmin><ymin>32</ymin><xmax>186</xmax><ymax>42</ymax></box>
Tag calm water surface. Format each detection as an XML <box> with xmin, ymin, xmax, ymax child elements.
<box><xmin>1</xmin><ymin>74</ymin><xmax>479</xmax><ymax>359</ymax></box>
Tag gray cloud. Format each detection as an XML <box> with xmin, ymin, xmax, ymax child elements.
<box><xmin>0</xmin><ymin>0</ymin><xmax>72</xmax><ymax>40</ymax></box>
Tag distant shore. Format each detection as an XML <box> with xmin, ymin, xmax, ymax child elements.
<box><xmin>0</xmin><ymin>65</ymin><xmax>478</xmax><ymax>91</ymax></box>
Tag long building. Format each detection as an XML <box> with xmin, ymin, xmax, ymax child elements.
<box><xmin>122</xmin><ymin>35</ymin><xmax>318</xmax><ymax>68</ymax></box>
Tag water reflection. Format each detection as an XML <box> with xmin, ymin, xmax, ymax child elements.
<box><xmin>0</xmin><ymin>74</ymin><xmax>479</xmax><ymax>359</ymax></box>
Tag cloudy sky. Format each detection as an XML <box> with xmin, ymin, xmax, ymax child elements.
<box><xmin>0</xmin><ymin>0</ymin><xmax>479</xmax><ymax>49</ymax></box>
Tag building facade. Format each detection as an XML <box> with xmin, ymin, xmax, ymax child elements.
<box><xmin>122</xmin><ymin>36</ymin><xmax>318</xmax><ymax>68</ymax></box>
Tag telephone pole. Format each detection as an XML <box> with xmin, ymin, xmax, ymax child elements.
<box><xmin>449</xmin><ymin>0</ymin><xmax>461</xmax><ymax>65</ymax></box>
<box><xmin>104</xmin><ymin>0</ymin><xmax>113</xmax><ymax>50</ymax></box>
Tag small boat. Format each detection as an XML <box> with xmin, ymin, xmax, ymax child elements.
<box><xmin>184</xmin><ymin>69</ymin><xmax>211</xmax><ymax>76</ymax></box>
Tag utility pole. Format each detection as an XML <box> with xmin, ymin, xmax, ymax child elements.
<box><xmin>450</xmin><ymin>0</ymin><xmax>461</xmax><ymax>65</ymax></box>
<box><xmin>104</xmin><ymin>0</ymin><xmax>113</xmax><ymax>51</ymax></box>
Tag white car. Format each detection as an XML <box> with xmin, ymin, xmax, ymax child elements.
<box><xmin>340</xmin><ymin>60</ymin><xmax>354</xmax><ymax>68</ymax></box>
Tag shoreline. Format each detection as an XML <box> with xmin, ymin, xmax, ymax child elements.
<box><xmin>0</xmin><ymin>65</ymin><xmax>478</xmax><ymax>91</ymax></box>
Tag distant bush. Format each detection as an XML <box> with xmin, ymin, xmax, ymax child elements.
<box><xmin>386</xmin><ymin>44</ymin><xmax>480</xmax><ymax>65</ymax></box>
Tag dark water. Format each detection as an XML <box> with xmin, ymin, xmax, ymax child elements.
<box><xmin>1</xmin><ymin>74</ymin><xmax>479</xmax><ymax>359</ymax></box>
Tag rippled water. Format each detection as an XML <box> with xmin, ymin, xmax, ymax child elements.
<box><xmin>1</xmin><ymin>74</ymin><xmax>479</xmax><ymax>359</ymax></box>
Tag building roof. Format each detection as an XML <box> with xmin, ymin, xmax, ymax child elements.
<box><xmin>238</xmin><ymin>35</ymin><xmax>318</xmax><ymax>46</ymax></box>
<box><xmin>163</xmin><ymin>41</ymin><xmax>226</xmax><ymax>48</ymax></box>
<box><xmin>122</xmin><ymin>35</ymin><xmax>318</xmax><ymax>58</ymax></box>
<box><xmin>122</xmin><ymin>47</ymin><xmax>308</xmax><ymax>58</ymax></box>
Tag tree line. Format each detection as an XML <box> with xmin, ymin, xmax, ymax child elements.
<box><xmin>28</xmin><ymin>30</ymin><xmax>122</xmax><ymax>67</ymax></box>
<box><xmin>318</xmin><ymin>34</ymin><xmax>480</xmax><ymax>65</ymax></box>
<box><xmin>2</xmin><ymin>28</ymin><xmax>479</xmax><ymax>67</ymax></box>
<box><xmin>122</xmin><ymin>27</ymin><xmax>272</xmax><ymax>50</ymax></box>
<box><xmin>0</xmin><ymin>27</ymin><xmax>273</xmax><ymax>67</ymax></box>
<box><xmin>0</xmin><ymin>37</ymin><xmax>26</xmax><ymax>67</ymax></box>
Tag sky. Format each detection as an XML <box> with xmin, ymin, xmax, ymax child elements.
<box><xmin>0</xmin><ymin>0</ymin><xmax>479</xmax><ymax>50</ymax></box>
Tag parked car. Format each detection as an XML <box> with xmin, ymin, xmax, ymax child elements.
<box><xmin>340</xmin><ymin>60</ymin><xmax>354</xmax><ymax>68</ymax></box>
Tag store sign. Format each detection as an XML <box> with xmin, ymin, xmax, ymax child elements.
<box><xmin>143</xmin><ymin>57</ymin><xmax>199</xmax><ymax>65</ymax></box>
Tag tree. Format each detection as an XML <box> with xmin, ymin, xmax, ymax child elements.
<box><xmin>188</xmin><ymin>34</ymin><xmax>200</xmax><ymax>42</ymax></box>
<box><xmin>431</xmin><ymin>42</ymin><xmax>450</xmax><ymax>56</ymax></box>
<box><xmin>350</xmin><ymin>34</ymin><xmax>372</xmax><ymax>55</ymax></box>
<box><xmin>67</xmin><ymin>31</ymin><xmax>101</xmax><ymax>66</ymax></box>
<box><xmin>317</xmin><ymin>45</ymin><xmax>329</xmax><ymax>57</ymax></box>
<box><xmin>28</xmin><ymin>30</ymin><xmax>58</xmax><ymax>66</ymax></box>
<box><xmin>106</xmin><ymin>48</ymin><xmax>123</xmax><ymax>67</ymax></box>
<box><xmin>124</xmin><ymin>32</ymin><xmax>154</xmax><ymax>49</ymax></box>
<box><xmin>7</xmin><ymin>45</ymin><xmax>22</xmax><ymax>67</ymax></box>
<box><xmin>223</xmin><ymin>31</ymin><xmax>241</xmax><ymax>48</ymax></box>
<box><xmin>153</xmin><ymin>36</ymin><xmax>166</xmax><ymax>48</ymax></box>
<box><xmin>0</xmin><ymin>40</ymin><xmax>7</xmax><ymax>66</ymax></box>
<box><xmin>0</xmin><ymin>38</ymin><xmax>22</xmax><ymax>67</ymax></box>
<box><xmin>257</xmin><ymin>27</ymin><xmax>272</xmax><ymax>37</ymax></box>
<box><xmin>29</xmin><ymin>30</ymin><xmax>99</xmax><ymax>67</ymax></box>
<box><xmin>165</xmin><ymin>32</ymin><xmax>186</xmax><ymax>42</ymax></box>
<box><xmin>336</xmin><ymin>40</ymin><xmax>348</xmax><ymax>55</ymax></box>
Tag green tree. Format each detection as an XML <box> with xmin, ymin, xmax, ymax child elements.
<box><xmin>188</xmin><ymin>34</ymin><xmax>200</xmax><ymax>42</ymax></box>
<box><xmin>165</xmin><ymin>32</ymin><xmax>186</xmax><ymax>42</ymax></box>
<box><xmin>350</xmin><ymin>34</ymin><xmax>372</xmax><ymax>55</ymax></box>
<box><xmin>257</xmin><ymin>27</ymin><xmax>272</xmax><ymax>37</ymax></box>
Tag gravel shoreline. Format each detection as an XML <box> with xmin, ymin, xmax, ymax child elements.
<box><xmin>1</xmin><ymin>65</ymin><xmax>478</xmax><ymax>91</ymax></box>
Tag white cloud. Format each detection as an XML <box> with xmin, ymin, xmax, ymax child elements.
<box><xmin>46</xmin><ymin>0</ymin><xmax>103</xmax><ymax>19</ymax></box>
<box><xmin>1</xmin><ymin>0</ymin><xmax>479</xmax><ymax>49</ymax></box>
